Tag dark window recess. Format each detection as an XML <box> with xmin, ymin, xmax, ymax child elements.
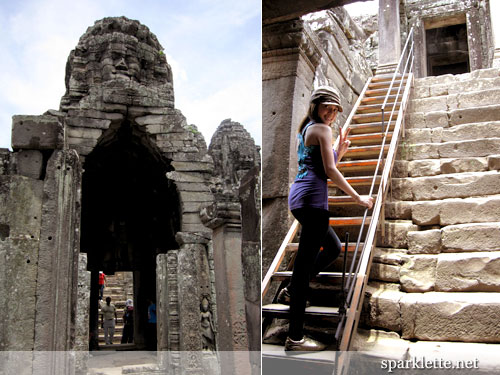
<box><xmin>426</xmin><ymin>23</ymin><xmax>469</xmax><ymax>76</ymax></box>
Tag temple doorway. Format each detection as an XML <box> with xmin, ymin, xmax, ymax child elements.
<box><xmin>80</xmin><ymin>119</ymin><xmax>180</xmax><ymax>350</ymax></box>
<box><xmin>425</xmin><ymin>15</ymin><xmax>470</xmax><ymax>76</ymax></box>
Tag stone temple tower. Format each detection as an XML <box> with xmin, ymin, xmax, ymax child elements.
<box><xmin>0</xmin><ymin>16</ymin><xmax>260</xmax><ymax>375</ymax></box>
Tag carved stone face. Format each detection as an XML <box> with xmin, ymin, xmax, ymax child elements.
<box><xmin>100</xmin><ymin>49</ymin><xmax>141</xmax><ymax>82</ymax></box>
<box><xmin>61</xmin><ymin>16</ymin><xmax>174</xmax><ymax>109</ymax></box>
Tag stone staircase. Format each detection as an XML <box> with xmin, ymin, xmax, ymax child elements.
<box><xmin>98</xmin><ymin>272</ymin><xmax>134</xmax><ymax>346</ymax></box>
<box><xmin>358</xmin><ymin>68</ymin><xmax>500</xmax><ymax>366</ymax></box>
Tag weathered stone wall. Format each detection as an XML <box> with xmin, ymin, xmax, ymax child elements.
<box><xmin>262</xmin><ymin>8</ymin><xmax>373</xmax><ymax>278</ymax></box>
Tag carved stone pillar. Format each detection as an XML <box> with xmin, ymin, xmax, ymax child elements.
<box><xmin>262</xmin><ymin>18</ymin><xmax>321</xmax><ymax>278</ymax></box>
<box><xmin>377</xmin><ymin>0</ymin><xmax>401</xmax><ymax>72</ymax></box>
<box><xmin>201</xmin><ymin>197</ymin><xmax>251</xmax><ymax>375</ymax></box>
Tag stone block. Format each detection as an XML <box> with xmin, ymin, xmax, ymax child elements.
<box><xmin>372</xmin><ymin>248</ymin><xmax>407</xmax><ymax>266</ymax></box>
<box><xmin>407</xmin><ymin>112</ymin><xmax>425</xmax><ymax>128</ymax></box>
<box><xmin>65</xmin><ymin>126</ymin><xmax>102</xmax><ymax>139</ymax></box>
<box><xmin>446</xmin><ymin>93</ymin><xmax>458</xmax><ymax>110</ymax></box>
<box><xmin>392</xmin><ymin>160</ymin><xmax>408</xmax><ymax>178</ymax></box>
<box><xmin>390</xmin><ymin>178</ymin><xmax>413</xmax><ymax>201</ymax></box>
<box><xmin>458</xmin><ymin>88</ymin><xmax>500</xmax><ymax>109</ymax></box>
<box><xmin>65</xmin><ymin>116</ymin><xmax>111</xmax><ymax>130</ymax></box>
<box><xmin>384</xmin><ymin>201</ymin><xmax>413</xmax><ymax>220</ymax></box>
<box><xmin>400</xmin><ymin>254</ymin><xmax>437</xmax><ymax>292</ymax></box>
<box><xmin>435</xmin><ymin>252</ymin><xmax>500</xmax><ymax>292</ymax></box>
<box><xmin>413</xmin><ymin>85</ymin><xmax>430</xmax><ymax>98</ymax></box>
<box><xmin>440</xmin><ymin>157</ymin><xmax>488</xmax><ymax>174</ymax></box>
<box><xmin>438</xmin><ymin>139</ymin><xmax>500</xmax><ymax>158</ymax></box>
<box><xmin>441</xmin><ymin>222</ymin><xmax>500</xmax><ymax>252</ymax></box>
<box><xmin>400</xmin><ymin>292</ymin><xmax>500</xmax><ymax>343</ymax></box>
<box><xmin>424</xmin><ymin>111</ymin><xmax>449</xmax><ymax>128</ymax></box>
<box><xmin>406</xmin><ymin>128</ymin><xmax>432</xmax><ymax>144</ymax></box>
<box><xmin>408</xmin><ymin>159</ymin><xmax>440</xmax><ymax>177</ymax></box>
<box><xmin>429</xmin><ymin>83</ymin><xmax>448</xmax><ymax>97</ymax></box>
<box><xmin>1</xmin><ymin>237</ymin><xmax>39</xmax><ymax>349</ymax></box>
<box><xmin>410</xmin><ymin>171</ymin><xmax>500</xmax><ymax>201</ymax></box>
<box><xmin>407</xmin><ymin>143</ymin><xmax>439</xmax><ymax>160</ymax></box>
<box><xmin>12</xmin><ymin>115</ymin><xmax>63</xmax><ymax>150</ymax></box>
<box><xmin>407</xmin><ymin>229</ymin><xmax>441</xmax><ymax>254</ymax></box>
<box><xmin>449</xmin><ymin>104</ymin><xmax>500</xmax><ymax>126</ymax></box>
<box><xmin>370</xmin><ymin>263</ymin><xmax>400</xmax><ymax>283</ymax></box>
<box><xmin>440</xmin><ymin>121</ymin><xmax>500</xmax><ymax>142</ymax></box>
<box><xmin>13</xmin><ymin>150</ymin><xmax>43</xmax><ymax>179</ymax></box>
<box><xmin>0</xmin><ymin>175</ymin><xmax>44</xmax><ymax>239</ymax></box>
<box><xmin>411</xmin><ymin>200</ymin><xmax>440</xmax><ymax>226</ymax></box>
<box><xmin>488</xmin><ymin>155</ymin><xmax>500</xmax><ymax>170</ymax></box>
<box><xmin>171</xmin><ymin>161</ymin><xmax>213</xmax><ymax>172</ymax></box>
<box><xmin>363</xmin><ymin>284</ymin><xmax>404</xmax><ymax>332</ymax></box>
<box><xmin>439</xmin><ymin>196</ymin><xmax>500</xmax><ymax>226</ymax></box>
<box><xmin>412</xmin><ymin>96</ymin><xmax>448</xmax><ymax>113</ymax></box>
<box><xmin>376</xmin><ymin>220</ymin><xmax>418</xmax><ymax>248</ymax></box>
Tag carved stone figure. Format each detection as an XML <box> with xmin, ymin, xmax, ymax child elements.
<box><xmin>200</xmin><ymin>296</ymin><xmax>216</xmax><ymax>351</ymax></box>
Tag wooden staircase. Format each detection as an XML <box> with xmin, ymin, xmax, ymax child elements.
<box><xmin>262</xmin><ymin>41</ymin><xmax>414</xmax><ymax>371</ymax></box>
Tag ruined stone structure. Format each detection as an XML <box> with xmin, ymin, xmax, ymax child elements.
<box><xmin>0</xmin><ymin>16</ymin><xmax>260</xmax><ymax>375</ymax></box>
<box><xmin>263</xmin><ymin>0</ymin><xmax>500</xmax><ymax>370</ymax></box>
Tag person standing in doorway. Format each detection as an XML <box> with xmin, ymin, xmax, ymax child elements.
<box><xmin>100</xmin><ymin>296</ymin><xmax>117</xmax><ymax>345</ymax></box>
<box><xmin>146</xmin><ymin>298</ymin><xmax>157</xmax><ymax>350</ymax></box>
<box><xmin>121</xmin><ymin>299</ymin><xmax>134</xmax><ymax>344</ymax></box>
<box><xmin>98</xmin><ymin>271</ymin><xmax>107</xmax><ymax>300</ymax></box>
<box><xmin>284</xmin><ymin>86</ymin><xmax>373</xmax><ymax>351</ymax></box>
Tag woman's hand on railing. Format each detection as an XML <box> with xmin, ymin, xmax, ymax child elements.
<box><xmin>355</xmin><ymin>195</ymin><xmax>374</xmax><ymax>209</ymax></box>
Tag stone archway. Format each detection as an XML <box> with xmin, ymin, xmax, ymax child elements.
<box><xmin>80</xmin><ymin>118</ymin><xmax>181</xmax><ymax>349</ymax></box>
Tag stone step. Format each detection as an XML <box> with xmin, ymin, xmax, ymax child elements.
<box><xmin>391</xmin><ymin>171</ymin><xmax>500</xmax><ymax>201</ymax></box>
<box><xmin>415</xmin><ymin>75</ymin><xmax>500</xmax><ymax>99</ymax></box>
<box><xmin>353</xmin><ymin>328</ymin><xmax>500</xmax><ymax>371</ymax></box>
<box><xmin>402</xmin><ymin>138</ymin><xmax>500</xmax><ymax>161</ymax></box>
<box><xmin>400</xmin><ymin>156</ymin><xmax>500</xmax><ymax>178</ymax></box>
<box><xmin>363</xmin><ymin>284</ymin><xmax>500</xmax><ymax>343</ymax></box>
<box><xmin>410</xmin><ymin>194</ymin><xmax>500</xmax><ymax>226</ymax></box>
<box><xmin>413</xmin><ymin>68</ymin><xmax>500</xmax><ymax>90</ymax></box>
<box><xmin>409</xmin><ymin>104</ymin><xmax>500</xmax><ymax>129</ymax></box>
<box><xmin>409</xmin><ymin>87</ymin><xmax>500</xmax><ymax>114</ymax></box>
<box><xmin>405</xmin><ymin>121</ymin><xmax>500</xmax><ymax>145</ymax></box>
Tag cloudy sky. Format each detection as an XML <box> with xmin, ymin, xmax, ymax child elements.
<box><xmin>0</xmin><ymin>0</ymin><xmax>261</xmax><ymax>150</ymax></box>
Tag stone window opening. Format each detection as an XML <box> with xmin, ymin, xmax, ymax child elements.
<box><xmin>80</xmin><ymin>118</ymin><xmax>180</xmax><ymax>350</ymax></box>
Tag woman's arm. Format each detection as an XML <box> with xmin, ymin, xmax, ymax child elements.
<box><xmin>316</xmin><ymin>125</ymin><xmax>373</xmax><ymax>209</ymax></box>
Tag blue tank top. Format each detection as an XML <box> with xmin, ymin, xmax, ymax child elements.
<box><xmin>288</xmin><ymin>121</ymin><xmax>337</xmax><ymax>212</ymax></box>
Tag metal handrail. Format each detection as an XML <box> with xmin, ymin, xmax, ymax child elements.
<box><xmin>335</xmin><ymin>27</ymin><xmax>415</xmax><ymax>350</ymax></box>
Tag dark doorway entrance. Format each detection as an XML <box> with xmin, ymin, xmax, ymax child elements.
<box><xmin>426</xmin><ymin>22</ymin><xmax>469</xmax><ymax>76</ymax></box>
<box><xmin>80</xmin><ymin>120</ymin><xmax>180</xmax><ymax>350</ymax></box>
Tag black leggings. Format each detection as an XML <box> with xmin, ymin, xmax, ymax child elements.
<box><xmin>288</xmin><ymin>207</ymin><xmax>342</xmax><ymax>340</ymax></box>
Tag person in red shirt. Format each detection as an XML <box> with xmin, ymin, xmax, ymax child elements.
<box><xmin>98</xmin><ymin>271</ymin><xmax>107</xmax><ymax>300</ymax></box>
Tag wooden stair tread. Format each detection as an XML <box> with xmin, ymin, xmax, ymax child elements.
<box><xmin>272</xmin><ymin>271</ymin><xmax>350</xmax><ymax>279</ymax></box>
<box><xmin>329</xmin><ymin>216</ymin><xmax>371</xmax><ymax>226</ymax></box>
<box><xmin>365</xmin><ymin>87</ymin><xmax>402</xmax><ymax>97</ymax></box>
<box><xmin>352</xmin><ymin>112</ymin><xmax>393</xmax><ymax>124</ymax></box>
<box><xmin>348</xmin><ymin>132</ymin><xmax>393</xmax><ymax>145</ymax></box>
<box><xmin>361</xmin><ymin>94</ymin><xmax>400</xmax><ymax>104</ymax></box>
<box><xmin>357</xmin><ymin>102</ymin><xmax>401</xmax><ymax>113</ymax></box>
<box><xmin>262</xmin><ymin>304</ymin><xmax>340</xmax><ymax>317</ymax></box>
<box><xmin>368</xmin><ymin>79</ymin><xmax>407</xmax><ymax>90</ymax></box>
<box><xmin>348</xmin><ymin>122</ymin><xmax>396</xmax><ymax>134</ymax></box>
<box><xmin>285</xmin><ymin>242</ymin><xmax>365</xmax><ymax>252</ymax></box>
<box><xmin>337</xmin><ymin>159</ymin><xmax>380</xmax><ymax>172</ymax></box>
<box><xmin>328</xmin><ymin>195</ymin><xmax>376</xmax><ymax>205</ymax></box>
<box><xmin>370</xmin><ymin>73</ymin><xmax>409</xmax><ymax>82</ymax></box>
